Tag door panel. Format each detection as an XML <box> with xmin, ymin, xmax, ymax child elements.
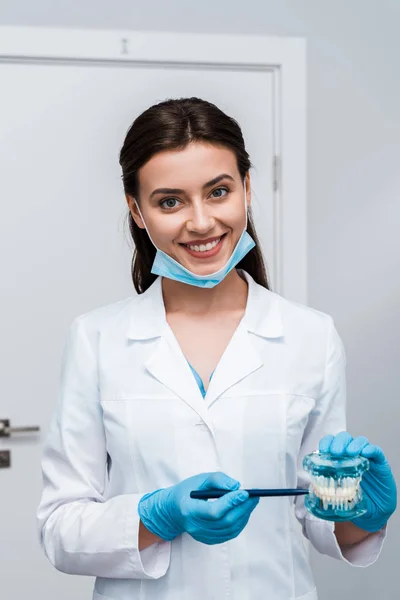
<box><xmin>0</xmin><ymin>28</ymin><xmax>304</xmax><ymax>599</ymax></box>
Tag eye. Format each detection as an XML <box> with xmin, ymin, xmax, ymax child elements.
<box><xmin>211</xmin><ymin>186</ymin><xmax>229</xmax><ymax>198</ymax></box>
<box><xmin>159</xmin><ymin>197</ymin><xmax>181</xmax><ymax>210</ymax></box>
<box><xmin>158</xmin><ymin>187</ymin><xmax>229</xmax><ymax>210</ymax></box>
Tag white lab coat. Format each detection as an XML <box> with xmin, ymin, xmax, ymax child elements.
<box><xmin>37</xmin><ymin>269</ymin><xmax>387</xmax><ymax>600</ymax></box>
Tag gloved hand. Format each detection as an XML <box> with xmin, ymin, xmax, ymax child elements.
<box><xmin>138</xmin><ymin>471</ymin><xmax>259</xmax><ymax>544</ymax></box>
<box><xmin>319</xmin><ymin>431</ymin><xmax>397</xmax><ymax>532</ymax></box>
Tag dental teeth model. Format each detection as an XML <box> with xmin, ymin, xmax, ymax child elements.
<box><xmin>302</xmin><ymin>452</ymin><xmax>369</xmax><ymax>521</ymax></box>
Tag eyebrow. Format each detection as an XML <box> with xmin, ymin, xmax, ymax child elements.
<box><xmin>149</xmin><ymin>173</ymin><xmax>235</xmax><ymax>199</ymax></box>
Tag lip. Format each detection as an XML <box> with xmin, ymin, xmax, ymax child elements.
<box><xmin>181</xmin><ymin>233</ymin><xmax>227</xmax><ymax>259</ymax></box>
<box><xmin>179</xmin><ymin>234</ymin><xmax>225</xmax><ymax>246</ymax></box>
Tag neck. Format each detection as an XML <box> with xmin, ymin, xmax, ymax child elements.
<box><xmin>161</xmin><ymin>269</ymin><xmax>248</xmax><ymax>317</ymax></box>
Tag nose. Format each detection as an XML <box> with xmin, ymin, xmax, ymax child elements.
<box><xmin>186</xmin><ymin>202</ymin><xmax>215</xmax><ymax>234</ymax></box>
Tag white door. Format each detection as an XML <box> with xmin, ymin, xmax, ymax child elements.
<box><xmin>0</xmin><ymin>27</ymin><xmax>306</xmax><ymax>599</ymax></box>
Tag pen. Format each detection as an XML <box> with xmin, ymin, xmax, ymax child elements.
<box><xmin>190</xmin><ymin>488</ymin><xmax>310</xmax><ymax>499</ymax></box>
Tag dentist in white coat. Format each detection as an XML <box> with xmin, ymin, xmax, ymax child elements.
<box><xmin>37</xmin><ymin>97</ymin><xmax>395</xmax><ymax>600</ymax></box>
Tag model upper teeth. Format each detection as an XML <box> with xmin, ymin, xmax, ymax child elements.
<box><xmin>187</xmin><ymin>237</ymin><xmax>221</xmax><ymax>252</ymax></box>
<box><xmin>310</xmin><ymin>475</ymin><xmax>362</xmax><ymax>510</ymax></box>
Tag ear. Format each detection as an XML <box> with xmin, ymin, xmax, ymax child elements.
<box><xmin>244</xmin><ymin>174</ymin><xmax>251</xmax><ymax>209</ymax></box>
<box><xmin>125</xmin><ymin>194</ymin><xmax>146</xmax><ymax>229</ymax></box>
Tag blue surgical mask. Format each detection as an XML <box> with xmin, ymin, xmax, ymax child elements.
<box><xmin>134</xmin><ymin>177</ymin><xmax>255</xmax><ymax>288</ymax></box>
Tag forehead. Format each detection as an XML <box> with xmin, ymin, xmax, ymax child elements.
<box><xmin>139</xmin><ymin>143</ymin><xmax>238</xmax><ymax>191</ymax></box>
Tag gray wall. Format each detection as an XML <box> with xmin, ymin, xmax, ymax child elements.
<box><xmin>1</xmin><ymin>1</ymin><xmax>398</xmax><ymax>598</ymax></box>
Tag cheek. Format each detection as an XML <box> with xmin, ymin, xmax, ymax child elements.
<box><xmin>221</xmin><ymin>203</ymin><xmax>245</xmax><ymax>233</ymax></box>
<box><xmin>145</xmin><ymin>213</ymin><xmax>182</xmax><ymax>248</ymax></box>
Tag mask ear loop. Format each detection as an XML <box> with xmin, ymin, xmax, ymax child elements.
<box><xmin>133</xmin><ymin>197</ymin><xmax>160</xmax><ymax>249</ymax></box>
<box><xmin>244</xmin><ymin>176</ymin><xmax>248</xmax><ymax>229</ymax></box>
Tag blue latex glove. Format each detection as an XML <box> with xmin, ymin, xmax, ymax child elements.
<box><xmin>138</xmin><ymin>471</ymin><xmax>259</xmax><ymax>545</ymax></box>
<box><xmin>319</xmin><ymin>431</ymin><xmax>397</xmax><ymax>532</ymax></box>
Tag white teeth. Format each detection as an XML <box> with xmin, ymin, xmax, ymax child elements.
<box><xmin>187</xmin><ymin>238</ymin><xmax>220</xmax><ymax>252</ymax></box>
<box><xmin>310</xmin><ymin>475</ymin><xmax>361</xmax><ymax>510</ymax></box>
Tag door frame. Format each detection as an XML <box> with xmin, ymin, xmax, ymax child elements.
<box><xmin>0</xmin><ymin>26</ymin><xmax>307</xmax><ymax>303</ymax></box>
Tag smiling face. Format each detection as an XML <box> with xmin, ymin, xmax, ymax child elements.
<box><xmin>126</xmin><ymin>142</ymin><xmax>251</xmax><ymax>275</ymax></box>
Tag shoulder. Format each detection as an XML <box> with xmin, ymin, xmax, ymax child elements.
<box><xmin>253</xmin><ymin>278</ymin><xmax>344</xmax><ymax>361</ymax></box>
<box><xmin>277</xmin><ymin>292</ymin><xmax>334</xmax><ymax>334</ymax></box>
<box><xmin>67</xmin><ymin>294</ymin><xmax>138</xmax><ymax>344</ymax></box>
<box><xmin>243</xmin><ymin>269</ymin><xmax>340</xmax><ymax>350</ymax></box>
<box><xmin>244</xmin><ymin>269</ymin><xmax>333</xmax><ymax>335</ymax></box>
<box><xmin>274</xmin><ymin>292</ymin><xmax>345</xmax><ymax>365</ymax></box>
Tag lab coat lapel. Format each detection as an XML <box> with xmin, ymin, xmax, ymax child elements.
<box><xmin>204</xmin><ymin>270</ymin><xmax>284</xmax><ymax>408</ymax></box>
<box><xmin>144</xmin><ymin>328</ymin><xmax>210</xmax><ymax>422</ymax></box>
<box><xmin>126</xmin><ymin>276</ymin><xmax>211</xmax><ymax>425</ymax></box>
<box><xmin>203</xmin><ymin>319</ymin><xmax>262</xmax><ymax>409</ymax></box>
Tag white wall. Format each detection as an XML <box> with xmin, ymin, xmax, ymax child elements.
<box><xmin>1</xmin><ymin>1</ymin><xmax>399</xmax><ymax>598</ymax></box>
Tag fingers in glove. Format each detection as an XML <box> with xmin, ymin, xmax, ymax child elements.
<box><xmin>345</xmin><ymin>436</ymin><xmax>370</xmax><ymax>456</ymax></box>
<box><xmin>195</xmin><ymin>493</ymin><xmax>259</xmax><ymax>530</ymax></box>
<box><xmin>194</xmin><ymin>489</ymin><xmax>252</xmax><ymax>522</ymax></box>
<box><xmin>330</xmin><ymin>431</ymin><xmax>353</xmax><ymax>456</ymax></box>
<box><xmin>318</xmin><ymin>434</ymin><xmax>334</xmax><ymax>453</ymax></box>
<box><xmin>193</xmin><ymin>500</ymin><xmax>258</xmax><ymax>543</ymax></box>
<box><xmin>360</xmin><ymin>444</ymin><xmax>387</xmax><ymax>464</ymax></box>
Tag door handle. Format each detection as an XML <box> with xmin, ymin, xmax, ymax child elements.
<box><xmin>0</xmin><ymin>419</ymin><xmax>40</xmax><ymax>438</ymax></box>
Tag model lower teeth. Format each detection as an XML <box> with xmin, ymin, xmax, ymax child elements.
<box><xmin>187</xmin><ymin>238</ymin><xmax>220</xmax><ymax>252</ymax></box>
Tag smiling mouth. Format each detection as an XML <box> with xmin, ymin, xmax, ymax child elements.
<box><xmin>179</xmin><ymin>233</ymin><xmax>228</xmax><ymax>258</ymax></box>
<box><xmin>179</xmin><ymin>233</ymin><xmax>227</xmax><ymax>251</ymax></box>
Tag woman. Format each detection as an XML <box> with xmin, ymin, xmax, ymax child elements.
<box><xmin>37</xmin><ymin>97</ymin><xmax>396</xmax><ymax>600</ymax></box>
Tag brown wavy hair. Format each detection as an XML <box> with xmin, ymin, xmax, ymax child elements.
<box><xmin>119</xmin><ymin>97</ymin><xmax>270</xmax><ymax>294</ymax></box>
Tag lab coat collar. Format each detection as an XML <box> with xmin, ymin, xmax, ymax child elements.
<box><xmin>240</xmin><ymin>270</ymin><xmax>283</xmax><ymax>339</ymax></box>
<box><xmin>126</xmin><ymin>269</ymin><xmax>284</xmax><ymax>341</ymax></box>
<box><xmin>127</xmin><ymin>270</ymin><xmax>283</xmax><ymax>420</ymax></box>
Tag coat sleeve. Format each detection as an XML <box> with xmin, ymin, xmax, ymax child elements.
<box><xmin>36</xmin><ymin>315</ymin><xmax>171</xmax><ymax>579</ymax></box>
<box><xmin>294</xmin><ymin>316</ymin><xmax>387</xmax><ymax>567</ymax></box>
